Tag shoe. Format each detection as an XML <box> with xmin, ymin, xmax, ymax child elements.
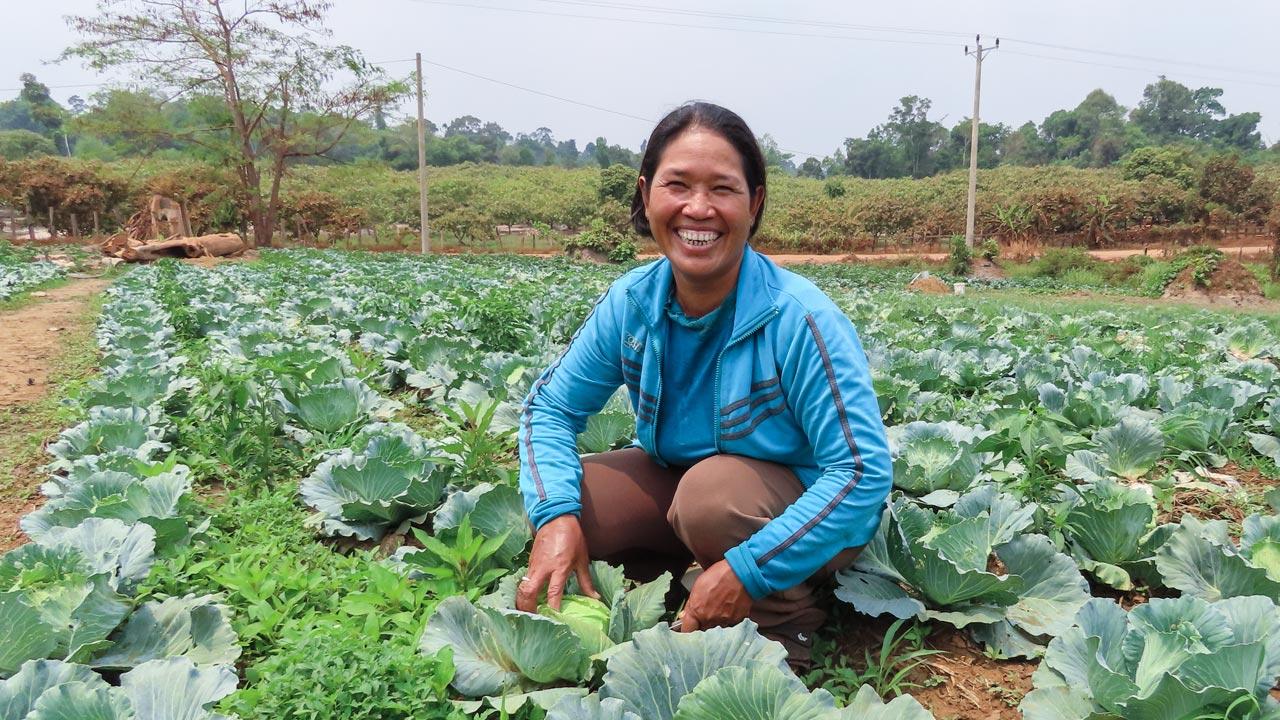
<box><xmin>762</xmin><ymin>629</ymin><xmax>814</xmax><ymax>675</ymax></box>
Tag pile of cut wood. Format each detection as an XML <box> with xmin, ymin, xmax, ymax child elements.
<box><xmin>100</xmin><ymin>195</ymin><xmax>246</xmax><ymax>262</ymax></box>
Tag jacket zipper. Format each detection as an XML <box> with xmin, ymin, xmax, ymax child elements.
<box><xmin>713</xmin><ymin>307</ymin><xmax>780</xmax><ymax>451</ymax></box>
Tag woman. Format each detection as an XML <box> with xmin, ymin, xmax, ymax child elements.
<box><xmin>516</xmin><ymin>102</ymin><xmax>891</xmax><ymax>667</ymax></box>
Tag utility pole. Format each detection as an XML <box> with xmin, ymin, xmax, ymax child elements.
<box><xmin>415</xmin><ymin>52</ymin><xmax>431</xmax><ymax>254</ymax></box>
<box><xmin>964</xmin><ymin>35</ymin><xmax>998</xmax><ymax>250</ymax></box>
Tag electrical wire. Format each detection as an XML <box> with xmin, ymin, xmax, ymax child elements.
<box><xmin>406</xmin><ymin>0</ymin><xmax>961</xmax><ymax>48</ymax></box>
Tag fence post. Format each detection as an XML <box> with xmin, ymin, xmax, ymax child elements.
<box><xmin>7</xmin><ymin>210</ymin><xmax>15</xmax><ymax>242</ymax></box>
<box><xmin>70</xmin><ymin>213</ymin><xmax>79</xmax><ymax>239</ymax></box>
<box><xmin>92</xmin><ymin>211</ymin><xmax>101</xmax><ymax>237</ymax></box>
<box><xmin>180</xmin><ymin>200</ymin><xmax>193</xmax><ymax>237</ymax></box>
<box><xmin>47</xmin><ymin>208</ymin><xmax>55</xmax><ymax>238</ymax></box>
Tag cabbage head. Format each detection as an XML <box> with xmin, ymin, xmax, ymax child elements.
<box><xmin>888</xmin><ymin>421</ymin><xmax>994</xmax><ymax>502</ymax></box>
<box><xmin>1156</xmin><ymin>514</ymin><xmax>1280</xmax><ymax>602</ymax></box>
<box><xmin>835</xmin><ymin>486</ymin><xmax>1089</xmax><ymax>658</ymax></box>
<box><xmin>1058</xmin><ymin>479</ymin><xmax>1171</xmax><ymax>591</ymax></box>
<box><xmin>1021</xmin><ymin>596</ymin><xmax>1280</xmax><ymax>720</ymax></box>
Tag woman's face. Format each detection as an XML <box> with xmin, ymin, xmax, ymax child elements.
<box><xmin>640</xmin><ymin>127</ymin><xmax>764</xmax><ymax>292</ymax></box>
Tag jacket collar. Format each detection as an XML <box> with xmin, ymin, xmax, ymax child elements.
<box><xmin>626</xmin><ymin>244</ymin><xmax>779</xmax><ymax>341</ymax></box>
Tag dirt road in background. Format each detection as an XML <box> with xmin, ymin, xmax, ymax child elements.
<box><xmin>635</xmin><ymin>245</ymin><xmax>1273</xmax><ymax>265</ymax></box>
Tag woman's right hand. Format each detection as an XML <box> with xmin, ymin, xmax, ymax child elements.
<box><xmin>516</xmin><ymin>514</ymin><xmax>600</xmax><ymax>612</ymax></box>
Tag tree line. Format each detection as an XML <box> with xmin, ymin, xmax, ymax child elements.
<box><xmin>3</xmin><ymin>73</ymin><xmax>1274</xmax><ymax>185</ymax></box>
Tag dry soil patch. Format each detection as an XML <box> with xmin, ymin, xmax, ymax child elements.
<box><xmin>0</xmin><ymin>279</ymin><xmax>109</xmax><ymax>406</ymax></box>
<box><xmin>0</xmin><ymin>278</ymin><xmax>107</xmax><ymax>551</ymax></box>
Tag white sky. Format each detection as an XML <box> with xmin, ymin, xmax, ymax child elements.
<box><xmin>4</xmin><ymin>1</ymin><xmax>1279</xmax><ymax>158</ymax></box>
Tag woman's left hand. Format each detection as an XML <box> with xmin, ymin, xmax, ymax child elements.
<box><xmin>678</xmin><ymin>560</ymin><xmax>751</xmax><ymax>632</ymax></box>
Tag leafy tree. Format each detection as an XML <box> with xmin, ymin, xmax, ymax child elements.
<box><xmin>1041</xmin><ymin>90</ymin><xmax>1133</xmax><ymax>167</ymax></box>
<box><xmin>1119</xmin><ymin>146</ymin><xmax>1198</xmax><ymax>189</ymax></box>
<box><xmin>1002</xmin><ymin>121</ymin><xmax>1051</xmax><ymax>165</ymax></box>
<box><xmin>1130</xmin><ymin>76</ymin><xmax>1240</xmax><ymax>145</ymax></box>
<box><xmin>63</xmin><ymin>0</ymin><xmax>405</xmax><ymax>246</ymax></box>
<box><xmin>0</xmin><ymin>129</ymin><xmax>57</xmax><ymax>160</ymax></box>
<box><xmin>1199</xmin><ymin>153</ymin><xmax>1255</xmax><ymax>215</ymax></box>
<box><xmin>598</xmin><ymin>163</ymin><xmax>637</xmax><ymax>205</ymax></box>
<box><xmin>17</xmin><ymin>74</ymin><xmax>65</xmax><ymax>137</ymax></box>
<box><xmin>880</xmin><ymin>95</ymin><xmax>946</xmax><ymax>178</ymax></box>
<box><xmin>797</xmin><ymin>156</ymin><xmax>824</xmax><ymax>179</ymax></box>
<box><xmin>758</xmin><ymin>134</ymin><xmax>795</xmax><ymax>173</ymax></box>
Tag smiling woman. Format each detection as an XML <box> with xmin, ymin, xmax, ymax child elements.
<box><xmin>516</xmin><ymin>101</ymin><xmax>893</xmax><ymax>671</ymax></box>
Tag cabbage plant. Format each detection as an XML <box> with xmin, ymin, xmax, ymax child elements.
<box><xmin>90</xmin><ymin>594</ymin><xmax>240</xmax><ymax>671</ymax></box>
<box><xmin>432</xmin><ymin>482</ymin><xmax>530</xmax><ymax>565</ymax></box>
<box><xmin>278</xmin><ymin>378</ymin><xmax>400</xmax><ymax>438</ymax></box>
<box><xmin>1057</xmin><ymin>479</ymin><xmax>1170</xmax><ymax>590</ymax></box>
<box><xmin>0</xmin><ymin>657</ymin><xmax>238</xmax><ymax>720</ymax></box>
<box><xmin>21</xmin><ymin>468</ymin><xmax>197</xmax><ymax>550</ymax></box>
<box><xmin>1156</xmin><ymin>514</ymin><xmax>1280</xmax><ymax>602</ymax></box>
<box><xmin>419</xmin><ymin>561</ymin><xmax>671</xmax><ymax>702</ymax></box>
<box><xmin>1247</xmin><ymin>398</ymin><xmax>1280</xmax><ymax>465</ymax></box>
<box><xmin>1064</xmin><ymin>417</ymin><xmax>1164</xmax><ymax>482</ymax></box>
<box><xmin>1038</xmin><ymin>372</ymin><xmax>1148</xmax><ymax>430</ymax></box>
<box><xmin>300</xmin><ymin>425</ymin><xmax>450</xmax><ymax>540</ymax></box>
<box><xmin>45</xmin><ymin>406</ymin><xmax>169</xmax><ymax>472</ymax></box>
<box><xmin>0</xmin><ymin>540</ymin><xmax>130</xmax><ymax>675</ymax></box>
<box><xmin>1021</xmin><ymin>596</ymin><xmax>1280</xmax><ymax>720</ymax></box>
<box><xmin>888</xmin><ymin>421</ymin><xmax>994</xmax><ymax>504</ymax></box>
<box><xmin>835</xmin><ymin>486</ymin><xmax>1089</xmax><ymax>658</ymax></box>
<box><xmin>548</xmin><ymin>622</ymin><xmax>934</xmax><ymax>720</ymax></box>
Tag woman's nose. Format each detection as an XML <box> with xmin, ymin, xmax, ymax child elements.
<box><xmin>683</xmin><ymin>192</ymin><xmax>715</xmax><ymax>219</ymax></box>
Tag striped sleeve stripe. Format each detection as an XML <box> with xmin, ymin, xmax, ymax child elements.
<box><xmin>757</xmin><ymin>314</ymin><xmax>865</xmax><ymax>566</ymax></box>
<box><xmin>719</xmin><ymin>377</ymin><xmax>781</xmax><ymax>415</ymax></box>
<box><xmin>521</xmin><ymin>290</ymin><xmax>611</xmax><ymax>501</ymax></box>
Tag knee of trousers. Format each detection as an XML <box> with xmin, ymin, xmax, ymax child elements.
<box><xmin>666</xmin><ymin>457</ymin><xmax>752</xmax><ymax>561</ymax></box>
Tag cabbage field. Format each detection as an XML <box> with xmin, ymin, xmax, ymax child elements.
<box><xmin>3</xmin><ymin>249</ymin><xmax>1280</xmax><ymax>719</ymax></box>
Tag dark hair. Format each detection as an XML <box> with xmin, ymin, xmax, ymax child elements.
<box><xmin>630</xmin><ymin>102</ymin><xmax>768</xmax><ymax>239</ymax></box>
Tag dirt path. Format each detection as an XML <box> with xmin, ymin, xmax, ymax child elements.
<box><xmin>631</xmin><ymin>245</ymin><xmax>1273</xmax><ymax>265</ymax></box>
<box><xmin>0</xmin><ymin>278</ymin><xmax>108</xmax><ymax>552</ymax></box>
<box><xmin>0</xmin><ymin>280</ymin><xmax>109</xmax><ymax>406</ymax></box>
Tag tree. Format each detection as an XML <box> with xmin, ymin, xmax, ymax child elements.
<box><xmin>18</xmin><ymin>74</ymin><xmax>65</xmax><ymax>137</ymax></box>
<box><xmin>63</xmin><ymin>0</ymin><xmax>404</xmax><ymax>246</ymax></box>
<box><xmin>758</xmin><ymin>134</ymin><xmax>795</xmax><ymax>174</ymax></box>
<box><xmin>1118</xmin><ymin>146</ymin><xmax>1197</xmax><ymax>189</ymax></box>
<box><xmin>0</xmin><ymin>129</ymin><xmax>57</xmax><ymax>160</ymax></box>
<box><xmin>880</xmin><ymin>95</ymin><xmax>946</xmax><ymax>178</ymax></box>
<box><xmin>797</xmin><ymin>156</ymin><xmax>824</xmax><ymax>179</ymax></box>
<box><xmin>1199</xmin><ymin>153</ymin><xmax>1255</xmax><ymax>215</ymax></box>
<box><xmin>1131</xmin><ymin>76</ymin><xmax>1229</xmax><ymax>144</ymax></box>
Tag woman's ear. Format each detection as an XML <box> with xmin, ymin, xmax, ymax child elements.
<box><xmin>750</xmin><ymin>185</ymin><xmax>765</xmax><ymax>219</ymax></box>
<box><xmin>637</xmin><ymin>175</ymin><xmax>649</xmax><ymax>209</ymax></box>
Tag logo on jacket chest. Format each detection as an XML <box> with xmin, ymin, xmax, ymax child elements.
<box><xmin>624</xmin><ymin>334</ymin><xmax>644</xmax><ymax>354</ymax></box>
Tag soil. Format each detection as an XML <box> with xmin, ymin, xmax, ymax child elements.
<box><xmin>821</xmin><ymin>613</ymin><xmax>1035</xmax><ymax>720</ymax></box>
<box><xmin>0</xmin><ymin>278</ymin><xmax>108</xmax><ymax>552</ymax></box>
<box><xmin>1162</xmin><ymin>258</ymin><xmax>1266</xmax><ymax>306</ymax></box>
<box><xmin>906</xmin><ymin>275</ymin><xmax>953</xmax><ymax>294</ymax></box>
<box><xmin>1157</xmin><ymin>461</ymin><xmax>1279</xmax><ymax>528</ymax></box>
<box><xmin>0</xmin><ymin>279</ymin><xmax>109</xmax><ymax>407</ymax></box>
<box><xmin>969</xmin><ymin>259</ymin><xmax>1006</xmax><ymax>280</ymax></box>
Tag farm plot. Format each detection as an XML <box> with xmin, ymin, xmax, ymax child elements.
<box><xmin>2</xmin><ymin>249</ymin><xmax>1279</xmax><ymax>719</ymax></box>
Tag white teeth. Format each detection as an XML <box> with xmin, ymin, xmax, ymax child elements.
<box><xmin>676</xmin><ymin>229</ymin><xmax>721</xmax><ymax>246</ymax></box>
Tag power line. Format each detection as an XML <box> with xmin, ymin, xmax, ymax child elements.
<box><xmin>407</xmin><ymin>0</ymin><xmax>961</xmax><ymax>48</ymax></box>
<box><xmin>1000</xmin><ymin>38</ymin><xmax>1280</xmax><ymax>81</ymax></box>
<box><xmin>421</xmin><ymin>58</ymin><xmax>826</xmax><ymax>158</ymax></box>
<box><xmin>1001</xmin><ymin>49</ymin><xmax>1280</xmax><ymax>91</ymax></box>
<box><xmin>523</xmin><ymin>0</ymin><xmax>973</xmax><ymax>39</ymax></box>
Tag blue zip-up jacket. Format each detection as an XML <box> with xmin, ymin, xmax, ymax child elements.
<box><xmin>518</xmin><ymin>245</ymin><xmax>892</xmax><ymax>600</ymax></box>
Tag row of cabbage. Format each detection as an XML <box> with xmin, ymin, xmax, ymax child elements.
<box><xmin>1</xmin><ymin>268</ymin><xmax>243</xmax><ymax>718</ymax></box>
<box><xmin>58</xmin><ymin>251</ymin><xmax>1280</xmax><ymax>719</ymax></box>
<box><xmin>239</xmin><ymin>250</ymin><xmax>1280</xmax><ymax>720</ymax></box>
<box><xmin>132</xmin><ymin>252</ymin><xmax>927</xmax><ymax>718</ymax></box>
<box><xmin>0</xmin><ymin>242</ymin><xmax>63</xmax><ymax>300</ymax></box>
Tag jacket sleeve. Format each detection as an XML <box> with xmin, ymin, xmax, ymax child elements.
<box><xmin>724</xmin><ymin>305</ymin><xmax>892</xmax><ymax>600</ymax></box>
<box><xmin>519</xmin><ymin>285</ymin><xmax>626</xmax><ymax>531</ymax></box>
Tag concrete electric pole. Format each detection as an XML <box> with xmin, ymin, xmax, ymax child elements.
<box><xmin>964</xmin><ymin>35</ymin><xmax>998</xmax><ymax>250</ymax></box>
<box><xmin>416</xmin><ymin>52</ymin><xmax>431</xmax><ymax>254</ymax></box>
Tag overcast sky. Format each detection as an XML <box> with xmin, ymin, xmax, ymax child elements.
<box><xmin>4</xmin><ymin>1</ymin><xmax>1279</xmax><ymax>158</ymax></box>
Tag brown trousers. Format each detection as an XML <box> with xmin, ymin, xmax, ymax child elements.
<box><xmin>578</xmin><ymin>448</ymin><xmax>858</xmax><ymax>638</ymax></box>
